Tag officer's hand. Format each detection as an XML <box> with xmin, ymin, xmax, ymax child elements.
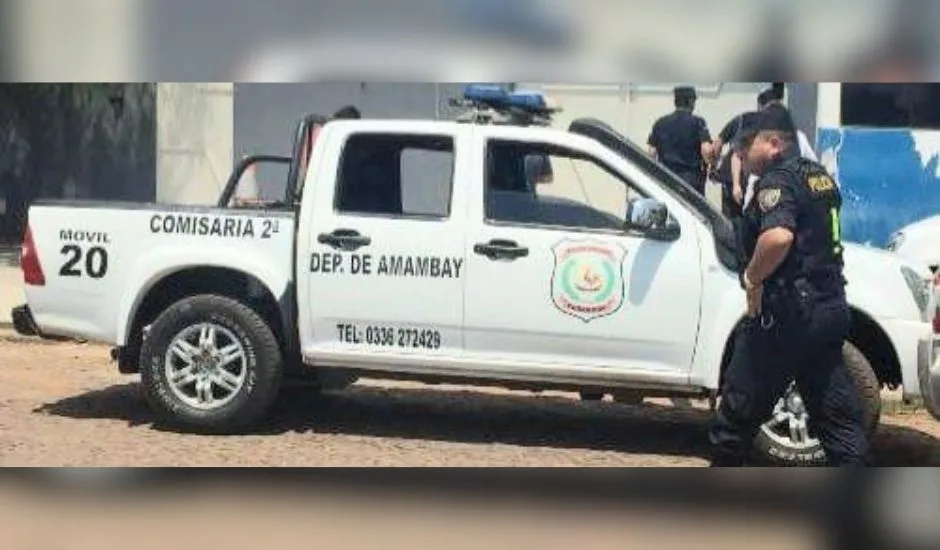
<box><xmin>745</xmin><ymin>284</ymin><xmax>763</xmax><ymax>318</ymax></box>
<box><xmin>733</xmin><ymin>185</ymin><xmax>743</xmax><ymax>205</ymax></box>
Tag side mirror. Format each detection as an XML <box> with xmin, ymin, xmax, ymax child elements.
<box><xmin>625</xmin><ymin>197</ymin><xmax>680</xmax><ymax>241</ymax></box>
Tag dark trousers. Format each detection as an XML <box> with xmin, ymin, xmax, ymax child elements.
<box><xmin>708</xmin><ymin>289</ymin><xmax>870</xmax><ymax>466</ymax></box>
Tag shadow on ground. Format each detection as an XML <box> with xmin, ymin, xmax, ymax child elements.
<box><xmin>33</xmin><ymin>382</ymin><xmax>940</xmax><ymax>465</ymax></box>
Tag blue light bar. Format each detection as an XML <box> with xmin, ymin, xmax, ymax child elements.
<box><xmin>507</xmin><ymin>89</ymin><xmax>547</xmax><ymax>110</ymax></box>
<box><xmin>462</xmin><ymin>84</ymin><xmax>554</xmax><ymax>113</ymax></box>
<box><xmin>463</xmin><ymin>84</ymin><xmax>510</xmax><ymax>106</ymax></box>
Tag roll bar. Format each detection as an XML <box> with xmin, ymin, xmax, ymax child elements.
<box><xmin>216</xmin><ymin>113</ymin><xmax>329</xmax><ymax>208</ymax></box>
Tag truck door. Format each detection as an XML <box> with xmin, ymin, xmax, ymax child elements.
<box><xmin>461</xmin><ymin>126</ymin><xmax>704</xmax><ymax>377</ymax></box>
<box><xmin>296</xmin><ymin>122</ymin><xmax>470</xmax><ymax>368</ymax></box>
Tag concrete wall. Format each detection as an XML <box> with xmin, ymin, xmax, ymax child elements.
<box><xmin>156</xmin><ymin>83</ymin><xmax>234</xmax><ymax>205</ymax></box>
<box><xmin>787</xmin><ymin>83</ymin><xmax>818</xmax><ymax>146</ymax></box>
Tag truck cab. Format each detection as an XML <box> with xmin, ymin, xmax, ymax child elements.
<box><xmin>295</xmin><ymin>115</ymin><xmax>719</xmax><ymax>388</ymax></box>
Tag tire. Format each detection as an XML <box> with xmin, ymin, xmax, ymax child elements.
<box><xmin>752</xmin><ymin>341</ymin><xmax>881</xmax><ymax>466</ymax></box>
<box><xmin>139</xmin><ymin>294</ymin><xmax>283</xmax><ymax>434</ymax></box>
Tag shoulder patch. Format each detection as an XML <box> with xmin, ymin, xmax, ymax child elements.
<box><xmin>757</xmin><ymin>188</ymin><xmax>782</xmax><ymax>212</ymax></box>
<box><xmin>807</xmin><ymin>174</ymin><xmax>836</xmax><ymax>193</ymax></box>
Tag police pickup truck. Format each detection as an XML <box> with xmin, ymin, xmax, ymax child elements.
<box><xmin>11</xmin><ymin>85</ymin><xmax>940</xmax><ymax>465</ymax></box>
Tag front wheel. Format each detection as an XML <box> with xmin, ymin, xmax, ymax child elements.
<box><xmin>752</xmin><ymin>341</ymin><xmax>881</xmax><ymax>466</ymax></box>
<box><xmin>139</xmin><ymin>294</ymin><xmax>284</xmax><ymax>434</ymax></box>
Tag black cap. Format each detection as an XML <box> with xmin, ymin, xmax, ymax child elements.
<box><xmin>332</xmin><ymin>105</ymin><xmax>361</xmax><ymax>119</ymax></box>
<box><xmin>757</xmin><ymin>88</ymin><xmax>777</xmax><ymax>108</ymax></box>
<box><xmin>757</xmin><ymin>83</ymin><xmax>786</xmax><ymax>108</ymax></box>
<box><xmin>733</xmin><ymin>105</ymin><xmax>796</xmax><ymax>149</ymax></box>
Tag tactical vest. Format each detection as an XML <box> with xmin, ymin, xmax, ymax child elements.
<box><xmin>762</xmin><ymin>156</ymin><xmax>845</xmax><ymax>289</ymax></box>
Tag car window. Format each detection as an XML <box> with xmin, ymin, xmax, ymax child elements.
<box><xmin>484</xmin><ymin>139</ymin><xmax>643</xmax><ymax>232</ymax></box>
<box><xmin>335</xmin><ymin>133</ymin><xmax>455</xmax><ymax>219</ymax></box>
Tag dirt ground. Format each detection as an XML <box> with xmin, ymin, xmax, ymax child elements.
<box><xmin>1</xmin><ymin>335</ymin><xmax>939</xmax><ymax>467</ymax></box>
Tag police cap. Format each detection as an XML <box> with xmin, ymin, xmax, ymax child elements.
<box><xmin>732</xmin><ymin>106</ymin><xmax>796</xmax><ymax>150</ymax></box>
<box><xmin>757</xmin><ymin>88</ymin><xmax>777</xmax><ymax>109</ymax></box>
<box><xmin>333</xmin><ymin>105</ymin><xmax>361</xmax><ymax>119</ymax></box>
<box><xmin>757</xmin><ymin>82</ymin><xmax>786</xmax><ymax>109</ymax></box>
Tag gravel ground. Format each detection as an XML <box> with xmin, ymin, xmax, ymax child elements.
<box><xmin>1</xmin><ymin>335</ymin><xmax>939</xmax><ymax>467</ymax></box>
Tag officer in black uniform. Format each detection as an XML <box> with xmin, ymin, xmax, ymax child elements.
<box><xmin>710</xmin><ymin>84</ymin><xmax>787</xmax><ymax>219</ymax></box>
<box><xmin>707</xmin><ymin>107</ymin><xmax>870</xmax><ymax>466</ymax></box>
<box><xmin>647</xmin><ymin>86</ymin><xmax>714</xmax><ymax>195</ymax></box>
<box><xmin>710</xmin><ymin>113</ymin><xmax>747</xmax><ymax>218</ymax></box>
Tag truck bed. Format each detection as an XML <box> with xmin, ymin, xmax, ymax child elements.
<box><xmin>21</xmin><ymin>200</ymin><xmax>296</xmax><ymax>345</ymax></box>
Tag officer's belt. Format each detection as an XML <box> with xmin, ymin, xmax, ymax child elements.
<box><xmin>762</xmin><ymin>272</ymin><xmax>842</xmax><ymax>302</ymax></box>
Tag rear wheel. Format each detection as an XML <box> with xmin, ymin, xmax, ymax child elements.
<box><xmin>752</xmin><ymin>341</ymin><xmax>881</xmax><ymax>466</ymax></box>
<box><xmin>139</xmin><ymin>294</ymin><xmax>283</xmax><ymax>434</ymax></box>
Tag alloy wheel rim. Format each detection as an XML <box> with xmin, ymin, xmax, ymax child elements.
<box><xmin>163</xmin><ymin>322</ymin><xmax>247</xmax><ymax>410</ymax></box>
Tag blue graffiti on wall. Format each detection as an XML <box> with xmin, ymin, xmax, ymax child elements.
<box><xmin>817</xmin><ymin>127</ymin><xmax>940</xmax><ymax>247</ymax></box>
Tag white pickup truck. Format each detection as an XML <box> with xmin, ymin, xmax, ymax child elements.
<box><xmin>11</xmin><ymin>88</ymin><xmax>940</xmax><ymax>465</ymax></box>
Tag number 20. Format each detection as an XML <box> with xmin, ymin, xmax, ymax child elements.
<box><xmin>60</xmin><ymin>245</ymin><xmax>108</xmax><ymax>278</ymax></box>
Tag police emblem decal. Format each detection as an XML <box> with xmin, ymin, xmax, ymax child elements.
<box><xmin>757</xmin><ymin>188</ymin><xmax>782</xmax><ymax>212</ymax></box>
<box><xmin>550</xmin><ymin>239</ymin><xmax>627</xmax><ymax>322</ymax></box>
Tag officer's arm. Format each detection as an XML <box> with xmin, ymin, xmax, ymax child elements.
<box><xmin>697</xmin><ymin>117</ymin><xmax>714</xmax><ymax>163</ymax></box>
<box><xmin>744</xmin><ymin>178</ymin><xmax>797</xmax><ymax>285</ymax></box>
<box><xmin>700</xmin><ymin>142</ymin><xmax>714</xmax><ymax>164</ymax></box>
<box><xmin>647</xmin><ymin>120</ymin><xmax>661</xmax><ymax>159</ymax></box>
<box><xmin>714</xmin><ymin>116</ymin><xmax>738</xmax><ymax>152</ymax></box>
<box><xmin>731</xmin><ymin>153</ymin><xmax>743</xmax><ymax>197</ymax></box>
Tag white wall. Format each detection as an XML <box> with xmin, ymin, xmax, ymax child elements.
<box><xmin>816</xmin><ymin>83</ymin><xmax>843</xmax><ymax>128</ymax></box>
<box><xmin>156</xmin><ymin>83</ymin><xmax>234</xmax><ymax>205</ymax></box>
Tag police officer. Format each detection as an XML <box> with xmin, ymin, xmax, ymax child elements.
<box><xmin>709</xmin><ymin>113</ymin><xmax>747</xmax><ymax>218</ymax></box>
<box><xmin>707</xmin><ymin>107</ymin><xmax>870</xmax><ymax>467</ymax></box>
<box><xmin>710</xmin><ymin>85</ymin><xmax>809</xmax><ymax>219</ymax></box>
<box><xmin>647</xmin><ymin>86</ymin><xmax>714</xmax><ymax>195</ymax></box>
<box><xmin>757</xmin><ymin>86</ymin><xmax>818</xmax><ymax>163</ymax></box>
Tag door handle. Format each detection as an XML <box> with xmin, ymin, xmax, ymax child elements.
<box><xmin>473</xmin><ymin>239</ymin><xmax>529</xmax><ymax>261</ymax></box>
<box><xmin>318</xmin><ymin>228</ymin><xmax>372</xmax><ymax>252</ymax></box>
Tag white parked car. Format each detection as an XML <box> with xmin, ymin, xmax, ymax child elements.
<box><xmin>887</xmin><ymin>215</ymin><xmax>940</xmax><ymax>333</ymax></box>
<box><xmin>11</xmin><ymin>86</ymin><xmax>940</xmax><ymax>465</ymax></box>
<box><xmin>887</xmin><ymin>215</ymin><xmax>940</xmax><ymax>273</ymax></box>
